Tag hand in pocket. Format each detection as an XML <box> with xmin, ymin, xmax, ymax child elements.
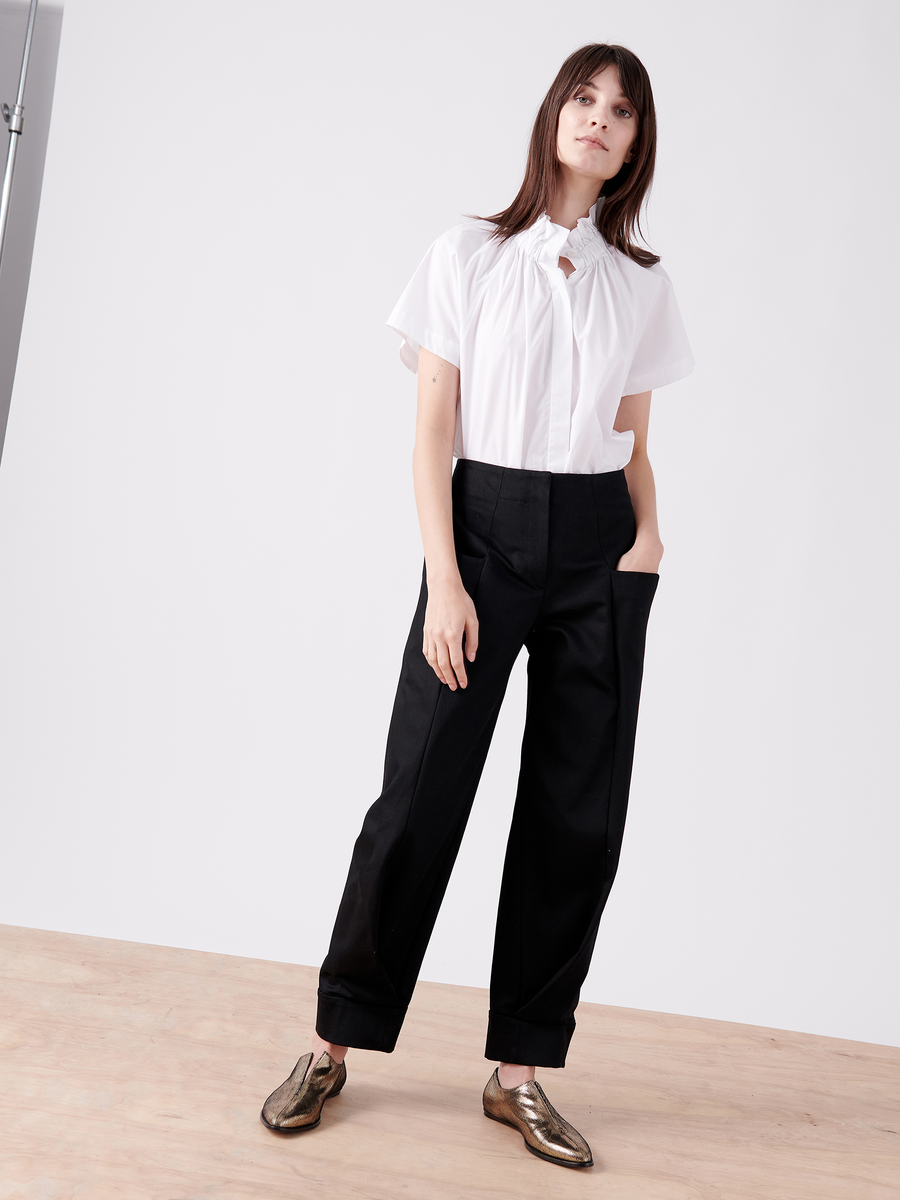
<box><xmin>616</xmin><ymin>540</ymin><xmax>662</xmax><ymax>573</ymax></box>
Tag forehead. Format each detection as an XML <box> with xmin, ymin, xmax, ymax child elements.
<box><xmin>582</xmin><ymin>65</ymin><xmax>626</xmax><ymax>95</ymax></box>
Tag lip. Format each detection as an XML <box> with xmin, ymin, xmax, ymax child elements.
<box><xmin>578</xmin><ymin>136</ymin><xmax>608</xmax><ymax>151</ymax></box>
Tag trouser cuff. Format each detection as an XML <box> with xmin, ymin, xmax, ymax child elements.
<box><xmin>315</xmin><ymin>991</ymin><xmax>406</xmax><ymax>1053</ymax></box>
<box><xmin>485</xmin><ymin>1011</ymin><xmax>576</xmax><ymax>1069</ymax></box>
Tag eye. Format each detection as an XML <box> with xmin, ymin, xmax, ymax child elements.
<box><xmin>574</xmin><ymin>93</ymin><xmax>592</xmax><ymax>105</ymax></box>
<box><xmin>616</xmin><ymin>106</ymin><xmax>633</xmax><ymax>118</ymax></box>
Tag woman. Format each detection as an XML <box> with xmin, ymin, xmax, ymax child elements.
<box><xmin>261</xmin><ymin>42</ymin><xmax>694</xmax><ymax>1168</ymax></box>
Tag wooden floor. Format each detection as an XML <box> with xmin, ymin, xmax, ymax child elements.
<box><xmin>1</xmin><ymin>925</ymin><xmax>898</xmax><ymax>1199</ymax></box>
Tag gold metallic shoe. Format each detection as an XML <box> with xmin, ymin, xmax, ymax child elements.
<box><xmin>260</xmin><ymin>1050</ymin><xmax>347</xmax><ymax>1131</ymax></box>
<box><xmin>483</xmin><ymin>1068</ymin><xmax>593</xmax><ymax>1168</ymax></box>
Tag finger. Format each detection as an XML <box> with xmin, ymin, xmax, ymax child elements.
<box><xmin>464</xmin><ymin>614</ymin><xmax>479</xmax><ymax>661</ymax></box>
<box><xmin>436</xmin><ymin>641</ymin><xmax>458</xmax><ymax>690</ymax></box>
<box><xmin>436</xmin><ymin>653</ymin><xmax>456</xmax><ymax>689</ymax></box>
<box><xmin>448</xmin><ymin>641</ymin><xmax>468</xmax><ymax>689</ymax></box>
<box><xmin>424</xmin><ymin>640</ymin><xmax>449</xmax><ymax>686</ymax></box>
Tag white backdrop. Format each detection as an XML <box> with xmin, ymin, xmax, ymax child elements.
<box><xmin>1</xmin><ymin>0</ymin><xmax>898</xmax><ymax>1049</ymax></box>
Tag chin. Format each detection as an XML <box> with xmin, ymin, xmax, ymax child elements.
<box><xmin>569</xmin><ymin>161</ymin><xmax>609</xmax><ymax>185</ymax></box>
<box><xmin>578</xmin><ymin>151</ymin><xmax>610</xmax><ymax>171</ymax></box>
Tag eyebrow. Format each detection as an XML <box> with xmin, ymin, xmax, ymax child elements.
<box><xmin>574</xmin><ymin>80</ymin><xmax>633</xmax><ymax>105</ymax></box>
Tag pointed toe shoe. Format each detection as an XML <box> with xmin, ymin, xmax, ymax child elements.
<box><xmin>260</xmin><ymin>1050</ymin><xmax>347</xmax><ymax>1132</ymax></box>
<box><xmin>483</xmin><ymin>1068</ymin><xmax>593</xmax><ymax>1168</ymax></box>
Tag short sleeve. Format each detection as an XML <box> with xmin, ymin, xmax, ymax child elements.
<box><xmin>386</xmin><ymin>232</ymin><xmax>461</xmax><ymax>373</ymax></box>
<box><xmin>622</xmin><ymin>265</ymin><xmax>695</xmax><ymax>395</ymax></box>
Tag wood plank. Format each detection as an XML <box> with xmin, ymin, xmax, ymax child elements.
<box><xmin>0</xmin><ymin>924</ymin><xmax>897</xmax><ymax>1199</ymax></box>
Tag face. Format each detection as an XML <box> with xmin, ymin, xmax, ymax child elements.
<box><xmin>556</xmin><ymin>66</ymin><xmax>638</xmax><ymax>186</ymax></box>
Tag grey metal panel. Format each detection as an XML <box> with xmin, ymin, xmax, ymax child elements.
<box><xmin>0</xmin><ymin>0</ymin><xmax>63</xmax><ymax>466</ymax></box>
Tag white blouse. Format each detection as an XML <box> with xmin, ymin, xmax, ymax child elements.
<box><xmin>386</xmin><ymin>199</ymin><xmax>694</xmax><ymax>474</ymax></box>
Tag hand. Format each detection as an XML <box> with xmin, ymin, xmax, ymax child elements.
<box><xmin>423</xmin><ymin>575</ymin><xmax>479</xmax><ymax>690</ymax></box>
<box><xmin>616</xmin><ymin>535</ymin><xmax>663</xmax><ymax>573</ymax></box>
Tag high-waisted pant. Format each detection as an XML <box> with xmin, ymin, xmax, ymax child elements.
<box><xmin>316</xmin><ymin>457</ymin><xmax>658</xmax><ymax>1068</ymax></box>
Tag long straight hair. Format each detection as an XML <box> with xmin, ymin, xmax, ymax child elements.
<box><xmin>481</xmin><ymin>44</ymin><xmax>660</xmax><ymax>267</ymax></box>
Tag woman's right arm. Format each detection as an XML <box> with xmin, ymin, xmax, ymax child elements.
<box><xmin>412</xmin><ymin>345</ymin><xmax>478</xmax><ymax>691</ymax></box>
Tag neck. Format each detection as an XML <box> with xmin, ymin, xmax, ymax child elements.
<box><xmin>546</xmin><ymin>167</ymin><xmax>603</xmax><ymax>230</ymax></box>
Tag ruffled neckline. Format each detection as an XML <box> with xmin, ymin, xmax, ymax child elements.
<box><xmin>519</xmin><ymin>198</ymin><xmax>609</xmax><ymax>269</ymax></box>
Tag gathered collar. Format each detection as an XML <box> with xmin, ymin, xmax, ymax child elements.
<box><xmin>518</xmin><ymin>197</ymin><xmax>609</xmax><ymax>271</ymax></box>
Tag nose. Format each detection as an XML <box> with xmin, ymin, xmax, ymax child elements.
<box><xmin>590</xmin><ymin>112</ymin><xmax>609</xmax><ymax>130</ymax></box>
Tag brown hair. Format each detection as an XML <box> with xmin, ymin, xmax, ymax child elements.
<box><xmin>480</xmin><ymin>43</ymin><xmax>659</xmax><ymax>267</ymax></box>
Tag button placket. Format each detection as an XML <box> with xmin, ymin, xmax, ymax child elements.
<box><xmin>538</xmin><ymin>227</ymin><xmax>575</xmax><ymax>473</ymax></box>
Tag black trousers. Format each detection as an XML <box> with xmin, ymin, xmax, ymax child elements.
<box><xmin>317</xmin><ymin>457</ymin><xmax>658</xmax><ymax>1068</ymax></box>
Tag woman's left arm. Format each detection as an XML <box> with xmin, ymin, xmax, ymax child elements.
<box><xmin>614</xmin><ymin>390</ymin><xmax>664</xmax><ymax>573</ymax></box>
